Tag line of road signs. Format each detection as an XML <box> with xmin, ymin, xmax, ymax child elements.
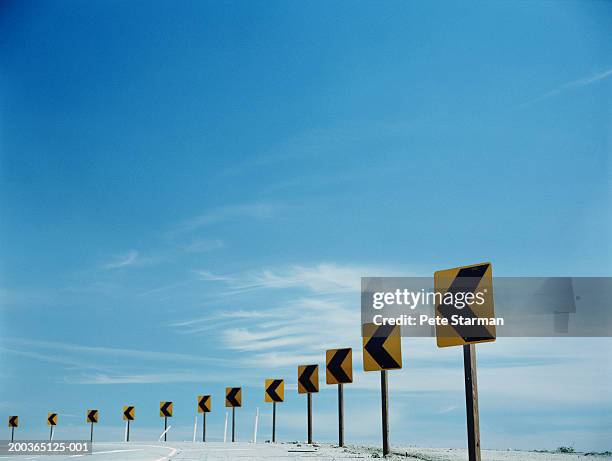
<box><xmin>5</xmin><ymin>263</ymin><xmax>495</xmax><ymax>460</ymax></box>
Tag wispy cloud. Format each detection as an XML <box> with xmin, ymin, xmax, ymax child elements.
<box><xmin>195</xmin><ymin>263</ymin><xmax>393</xmax><ymax>295</ymax></box>
<box><xmin>523</xmin><ymin>67</ymin><xmax>612</xmax><ymax>106</ymax></box>
<box><xmin>174</xmin><ymin>203</ymin><xmax>278</xmax><ymax>234</ymax></box>
<box><xmin>102</xmin><ymin>250</ymin><xmax>140</xmax><ymax>269</ymax></box>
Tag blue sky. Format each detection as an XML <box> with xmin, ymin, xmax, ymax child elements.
<box><xmin>1</xmin><ymin>0</ymin><xmax>611</xmax><ymax>452</ymax></box>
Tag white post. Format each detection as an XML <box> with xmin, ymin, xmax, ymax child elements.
<box><xmin>124</xmin><ymin>421</ymin><xmax>128</xmax><ymax>442</ymax></box>
<box><xmin>158</xmin><ymin>425</ymin><xmax>172</xmax><ymax>442</ymax></box>
<box><xmin>252</xmin><ymin>407</ymin><xmax>259</xmax><ymax>443</ymax></box>
<box><xmin>223</xmin><ymin>412</ymin><xmax>228</xmax><ymax>443</ymax></box>
<box><xmin>193</xmin><ymin>414</ymin><xmax>198</xmax><ymax>442</ymax></box>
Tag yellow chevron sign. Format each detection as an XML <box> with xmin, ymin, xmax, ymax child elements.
<box><xmin>86</xmin><ymin>410</ymin><xmax>99</xmax><ymax>423</ymax></box>
<box><xmin>197</xmin><ymin>395</ymin><xmax>211</xmax><ymax>413</ymax></box>
<box><xmin>159</xmin><ymin>401</ymin><xmax>173</xmax><ymax>417</ymax></box>
<box><xmin>47</xmin><ymin>413</ymin><xmax>58</xmax><ymax>426</ymax></box>
<box><xmin>265</xmin><ymin>379</ymin><xmax>284</xmax><ymax>403</ymax></box>
<box><xmin>123</xmin><ymin>406</ymin><xmax>135</xmax><ymax>421</ymax></box>
<box><xmin>434</xmin><ymin>262</ymin><xmax>496</xmax><ymax>347</ymax></box>
<box><xmin>297</xmin><ymin>365</ymin><xmax>319</xmax><ymax>394</ymax></box>
<box><xmin>326</xmin><ymin>348</ymin><xmax>353</xmax><ymax>384</ymax></box>
<box><xmin>225</xmin><ymin>387</ymin><xmax>242</xmax><ymax>407</ymax></box>
<box><xmin>8</xmin><ymin>416</ymin><xmax>18</xmax><ymax>428</ymax></box>
<box><xmin>362</xmin><ymin>323</ymin><xmax>402</xmax><ymax>371</ymax></box>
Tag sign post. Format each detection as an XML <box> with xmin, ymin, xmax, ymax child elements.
<box><xmin>264</xmin><ymin>379</ymin><xmax>284</xmax><ymax>443</ymax></box>
<box><xmin>47</xmin><ymin>413</ymin><xmax>58</xmax><ymax>441</ymax></box>
<box><xmin>434</xmin><ymin>262</ymin><xmax>496</xmax><ymax>461</ymax></box>
<box><xmin>225</xmin><ymin>387</ymin><xmax>242</xmax><ymax>442</ymax></box>
<box><xmin>197</xmin><ymin>395</ymin><xmax>211</xmax><ymax>442</ymax></box>
<box><xmin>362</xmin><ymin>324</ymin><xmax>402</xmax><ymax>457</ymax></box>
<box><xmin>86</xmin><ymin>410</ymin><xmax>99</xmax><ymax>442</ymax></box>
<box><xmin>159</xmin><ymin>402</ymin><xmax>173</xmax><ymax>441</ymax></box>
<box><xmin>326</xmin><ymin>348</ymin><xmax>353</xmax><ymax>447</ymax></box>
<box><xmin>297</xmin><ymin>365</ymin><xmax>319</xmax><ymax>444</ymax></box>
<box><xmin>123</xmin><ymin>406</ymin><xmax>135</xmax><ymax>442</ymax></box>
<box><xmin>8</xmin><ymin>416</ymin><xmax>18</xmax><ymax>442</ymax></box>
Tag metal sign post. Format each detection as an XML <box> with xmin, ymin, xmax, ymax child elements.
<box><xmin>463</xmin><ymin>344</ymin><xmax>481</xmax><ymax>461</ymax></box>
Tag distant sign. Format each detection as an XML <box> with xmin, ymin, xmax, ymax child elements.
<box><xmin>225</xmin><ymin>387</ymin><xmax>242</xmax><ymax>407</ymax></box>
<box><xmin>297</xmin><ymin>365</ymin><xmax>319</xmax><ymax>394</ymax></box>
<box><xmin>326</xmin><ymin>348</ymin><xmax>353</xmax><ymax>384</ymax></box>
<box><xmin>123</xmin><ymin>406</ymin><xmax>135</xmax><ymax>421</ymax></box>
<box><xmin>362</xmin><ymin>324</ymin><xmax>402</xmax><ymax>371</ymax></box>
<box><xmin>198</xmin><ymin>395</ymin><xmax>211</xmax><ymax>413</ymax></box>
<box><xmin>265</xmin><ymin>379</ymin><xmax>284</xmax><ymax>402</ymax></box>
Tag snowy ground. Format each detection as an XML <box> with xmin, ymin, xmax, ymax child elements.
<box><xmin>0</xmin><ymin>442</ymin><xmax>610</xmax><ymax>460</ymax></box>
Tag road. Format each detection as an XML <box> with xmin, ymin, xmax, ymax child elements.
<box><xmin>1</xmin><ymin>442</ymin><xmax>611</xmax><ymax>460</ymax></box>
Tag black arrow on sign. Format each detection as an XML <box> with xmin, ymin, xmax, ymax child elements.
<box><xmin>364</xmin><ymin>325</ymin><xmax>401</xmax><ymax>369</ymax></box>
<box><xmin>266</xmin><ymin>380</ymin><xmax>283</xmax><ymax>402</ymax></box>
<box><xmin>48</xmin><ymin>414</ymin><xmax>57</xmax><ymax>425</ymax></box>
<box><xmin>9</xmin><ymin>416</ymin><xmax>18</xmax><ymax>427</ymax></box>
<box><xmin>327</xmin><ymin>349</ymin><xmax>351</xmax><ymax>383</ymax></box>
<box><xmin>88</xmin><ymin>411</ymin><xmax>97</xmax><ymax>422</ymax></box>
<box><xmin>437</xmin><ymin>263</ymin><xmax>495</xmax><ymax>343</ymax></box>
<box><xmin>227</xmin><ymin>388</ymin><xmax>240</xmax><ymax>406</ymax></box>
<box><xmin>298</xmin><ymin>365</ymin><xmax>318</xmax><ymax>393</ymax></box>
<box><xmin>198</xmin><ymin>396</ymin><xmax>210</xmax><ymax>411</ymax></box>
<box><xmin>124</xmin><ymin>407</ymin><xmax>134</xmax><ymax>420</ymax></box>
<box><xmin>161</xmin><ymin>402</ymin><xmax>172</xmax><ymax>417</ymax></box>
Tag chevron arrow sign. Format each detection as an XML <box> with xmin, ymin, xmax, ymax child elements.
<box><xmin>265</xmin><ymin>379</ymin><xmax>284</xmax><ymax>403</ymax></box>
<box><xmin>159</xmin><ymin>401</ymin><xmax>173</xmax><ymax>417</ymax></box>
<box><xmin>8</xmin><ymin>416</ymin><xmax>18</xmax><ymax>428</ymax></box>
<box><xmin>225</xmin><ymin>387</ymin><xmax>242</xmax><ymax>407</ymax></box>
<box><xmin>197</xmin><ymin>395</ymin><xmax>211</xmax><ymax>413</ymax></box>
<box><xmin>326</xmin><ymin>348</ymin><xmax>353</xmax><ymax>384</ymax></box>
<box><xmin>47</xmin><ymin>413</ymin><xmax>58</xmax><ymax>426</ymax></box>
<box><xmin>362</xmin><ymin>323</ymin><xmax>402</xmax><ymax>371</ymax></box>
<box><xmin>297</xmin><ymin>365</ymin><xmax>319</xmax><ymax>394</ymax></box>
<box><xmin>123</xmin><ymin>406</ymin><xmax>135</xmax><ymax>421</ymax></box>
<box><xmin>434</xmin><ymin>262</ymin><xmax>496</xmax><ymax>347</ymax></box>
<box><xmin>86</xmin><ymin>410</ymin><xmax>99</xmax><ymax>423</ymax></box>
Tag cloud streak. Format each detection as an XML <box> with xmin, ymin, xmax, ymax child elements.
<box><xmin>523</xmin><ymin>67</ymin><xmax>612</xmax><ymax>106</ymax></box>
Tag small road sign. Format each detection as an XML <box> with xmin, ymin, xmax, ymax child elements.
<box><xmin>225</xmin><ymin>388</ymin><xmax>242</xmax><ymax>407</ymax></box>
<box><xmin>265</xmin><ymin>379</ymin><xmax>284</xmax><ymax>403</ymax></box>
<box><xmin>86</xmin><ymin>410</ymin><xmax>99</xmax><ymax>423</ymax></box>
<box><xmin>326</xmin><ymin>348</ymin><xmax>353</xmax><ymax>447</ymax></box>
<box><xmin>225</xmin><ymin>387</ymin><xmax>242</xmax><ymax>442</ymax></box>
<box><xmin>198</xmin><ymin>395</ymin><xmax>211</xmax><ymax>413</ymax></box>
<box><xmin>8</xmin><ymin>416</ymin><xmax>18</xmax><ymax>428</ymax></box>
<box><xmin>297</xmin><ymin>365</ymin><xmax>319</xmax><ymax>393</ymax></box>
<box><xmin>159</xmin><ymin>402</ymin><xmax>173</xmax><ymax>418</ymax></box>
<box><xmin>362</xmin><ymin>324</ymin><xmax>402</xmax><ymax>371</ymax></box>
<box><xmin>197</xmin><ymin>395</ymin><xmax>211</xmax><ymax>442</ymax></box>
<box><xmin>123</xmin><ymin>406</ymin><xmax>135</xmax><ymax>421</ymax></box>
<box><xmin>47</xmin><ymin>413</ymin><xmax>58</xmax><ymax>426</ymax></box>
<box><xmin>326</xmin><ymin>348</ymin><xmax>353</xmax><ymax>384</ymax></box>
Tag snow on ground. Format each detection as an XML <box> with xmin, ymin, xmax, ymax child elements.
<box><xmin>0</xmin><ymin>442</ymin><xmax>610</xmax><ymax>460</ymax></box>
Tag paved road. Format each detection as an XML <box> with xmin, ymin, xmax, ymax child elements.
<box><xmin>0</xmin><ymin>442</ymin><xmax>367</xmax><ymax>461</ymax></box>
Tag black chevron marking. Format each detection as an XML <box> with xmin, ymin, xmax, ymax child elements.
<box><xmin>160</xmin><ymin>402</ymin><xmax>172</xmax><ymax>416</ymax></box>
<box><xmin>199</xmin><ymin>396</ymin><xmax>210</xmax><ymax>411</ymax></box>
<box><xmin>9</xmin><ymin>416</ymin><xmax>18</xmax><ymax>427</ymax></box>
<box><xmin>327</xmin><ymin>349</ymin><xmax>351</xmax><ymax>383</ymax></box>
<box><xmin>227</xmin><ymin>388</ymin><xmax>240</xmax><ymax>406</ymax></box>
<box><xmin>437</xmin><ymin>264</ymin><xmax>494</xmax><ymax>342</ymax></box>
<box><xmin>298</xmin><ymin>365</ymin><xmax>317</xmax><ymax>392</ymax></box>
<box><xmin>48</xmin><ymin>414</ymin><xmax>57</xmax><ymax>425</ymax></box>
<box><xmin>124</xmin><ymin>407</ymin><xmax>134</xmax><ymax>420</ymax></box>
<box><xmin>364</xmin><ymin>325</ymin><xmax>400</xmax><ymax>369</ymax></box>
<box><xmin>266</xmin><ymin>380</ymin><xmax>283</xmax><ymax>402</ymax></box>
<box><xmin>88</xmin><ymin>410</ymin><xmax>98</xmax><ymax>422</ymax></box>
